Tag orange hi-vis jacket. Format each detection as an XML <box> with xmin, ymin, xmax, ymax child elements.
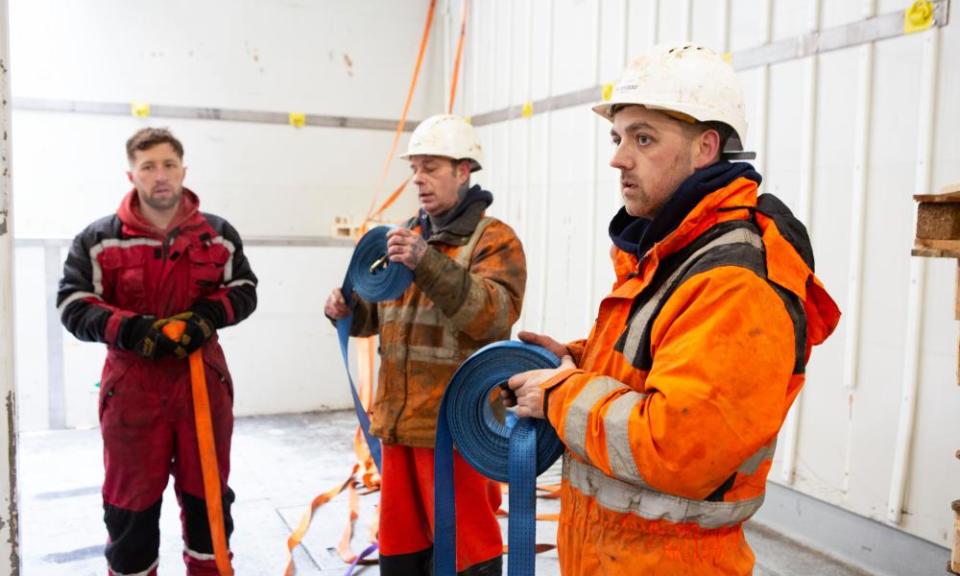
<box><xmin>542</xmin><ymin>176</ymin><xmax>840</xmax><ymax>574</ymax></box>
<box><xmin>351</xmin><ymin>209</ymin><xmax>526</xmax><ymax>448</ymax></box>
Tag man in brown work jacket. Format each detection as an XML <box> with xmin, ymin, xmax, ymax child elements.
<box><xmin>325</xmin><ymin>114</ymin><xmax>526</xmax><ymax>576</ymax></box>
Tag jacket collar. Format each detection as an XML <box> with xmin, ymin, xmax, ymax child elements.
<box><xmin>417</xmin><ymin>184</ymin><xmax>493</xmax><ymax>245</ymax></box>
<box><xmin>609</xmin><ymin>161</ymin><xmax>762</xmax><ymax>261</ymax></box>
<box><xmin>117</xmin><ymin>188</ymin><xmax>201</xmax><ymax>239</ymax></box>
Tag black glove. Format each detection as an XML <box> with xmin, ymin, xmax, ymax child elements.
<box><xmin>163</xmin><ymin>311</ymin><xmax>215</xmax><ymax>357</ymax></box>
<box><xmin>117</xmin><ymin>315</ymin><xmax>179</xmax><ymax>359</ymax></box>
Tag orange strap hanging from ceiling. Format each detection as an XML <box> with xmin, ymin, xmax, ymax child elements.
<box><xmin>365</xmin><ymin>0</ymin><xmax>470</xmax><ymax>224</ymax></box>
<box><xmin>364</xmin><ymin>0</ymin><xmax>438</xmax><ymax>223</ymax></box>
<box><xmin>447</xmin><ymin>0</ymin><xmax>470</xmax><ymax>113</ymax></box>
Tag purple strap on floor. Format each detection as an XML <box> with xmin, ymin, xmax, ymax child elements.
<box><xmin>344</xmin><ymin>542</ymin><xmax>379</xmax><ymax>576</ymax></box>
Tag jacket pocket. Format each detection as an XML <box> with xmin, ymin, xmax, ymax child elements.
<box><xmin>101</xmin><ymin>250</ymin><xmax>149</xmax><ymax>309</ymax></box>
<box><xmin>99</xmin><ymin>354</ymin><xmax>135</xmax><ymax>422</ymax></box>
<box><xmin>187</xmin><ymin>247</ymin><xmax>228</xmax><ymax>300</ymax></box>
<box><xmin>202</xmin><ymin>347</ymin><xmax>235</xmax><ymax>403</ymax></box>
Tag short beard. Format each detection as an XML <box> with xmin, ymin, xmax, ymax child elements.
<box><xmin>142</xmin><ymin>190</ymin><xmax>181</xmax><ymax>211</ymax></box>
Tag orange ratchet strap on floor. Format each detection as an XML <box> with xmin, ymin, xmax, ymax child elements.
<box><xmin>283</xmin><ymin>464</ymin><xmax>359</xmax><ymax>576</ymax></box>
<box><xmin>162</xmin><ymin>321</ymin><xmax>234</xmax><ymax>576</ymax></box>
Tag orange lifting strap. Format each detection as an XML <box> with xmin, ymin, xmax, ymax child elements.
<box><xmin>162</xmin><ymin>321</ymin><xmax>234</xmax><ymax>576</ymax></box>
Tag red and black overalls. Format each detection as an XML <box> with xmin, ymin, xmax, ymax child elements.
<box><xmin>57</xmin><ymin>189</ymin><xmax>257</xmax><ymax>576</ymax></box>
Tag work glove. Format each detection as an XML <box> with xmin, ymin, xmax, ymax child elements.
<box><xmin>162</xmin><ymin>310</ymin><xmax>215</xmax><ymax>358</ymax></box>
<box><xmin>117</xmin><ymin>315</ymin><xmax>180</xmax><ymax>359</ymax></box>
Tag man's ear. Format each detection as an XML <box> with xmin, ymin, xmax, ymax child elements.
<box><xmin>693</xmin><ymin>128</ymin><xmax>722</xmax><ymax>169</ymax></box>
<box><xmin>126</xmin><ymin>171</ymin><xmax>134</xmax><ymax>184</ymax></box>
<box><xmin>456</xmin><ymin>160</ymin><xmax>471</xmax><ymax>183</ymax></box>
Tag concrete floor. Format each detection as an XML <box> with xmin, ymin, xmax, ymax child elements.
<box><xmin>20</xmin><ymin>410</ymin><xmax>872</xmax><ymax>575</ymax></box>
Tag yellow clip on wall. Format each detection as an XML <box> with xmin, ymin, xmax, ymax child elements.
<box><xmin>130</xmin><ymin>102</ymin><xmax>151</xmax><ymax>118</ymax></box>
<box><xmin>288</xmin><ymin>112</ymin><xmax>307</xmax><ymax>128</ymax></box>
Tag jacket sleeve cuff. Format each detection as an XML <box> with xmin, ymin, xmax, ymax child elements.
<box><xmin>565</xmin><ymin>339</ymin><xmax>588</xmax><ymax>365</ymax></box>
<box><xmin>540</xmin><ymin>368</ymin><xmax>584</xmax><ymax>419</ymax></box>
<box><xmin>412</xmin><ymin>246</ymin><xmax>448</xmax><ymax>290</ymax></box>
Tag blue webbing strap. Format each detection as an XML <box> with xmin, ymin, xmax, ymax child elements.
<box><xmin>337</xmin><ymin>225</ymin><xmax>413</xmax><ymax>471</ymax></box>
<box><xmin>434</xmin><ymin>341</ymin><xmax>565</xmax><ymax>576</ymax></box>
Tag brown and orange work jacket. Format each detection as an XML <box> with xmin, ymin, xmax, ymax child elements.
<box><xmin>351</xmin><ymin>208</ymin><xmax>526</xmax><ymax>448</ymax></box>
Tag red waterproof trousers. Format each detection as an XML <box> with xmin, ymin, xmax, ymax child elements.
<box><xmin>378</xmin><ymin>444</ymin><xmax>502</xmax><ymax>574</ymax></box>
<box><xmin>100</xmin><ymin>347</ymin><xmax>234</xmax><ymax>576</ymax></box>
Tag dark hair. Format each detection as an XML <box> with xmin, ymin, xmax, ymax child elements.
<box><xmin>126</xmin><ymin>127</ymin><xmax>184</xmax><ymax>162</ymax></box>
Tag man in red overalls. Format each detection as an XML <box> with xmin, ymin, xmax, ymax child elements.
<box><xmin>58</xmin><ymin>127</ymin><xmax>258</xmax><ymax>575</ymax></box>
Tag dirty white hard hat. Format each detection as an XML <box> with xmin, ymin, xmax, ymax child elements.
<box><xmin>400</xmin><ymin>114</ymin><xmax>484</xmax><ymax>172</ymax></box>
<box><xmin>593</xmin><ymin>43</ymin><xmax>750</xmax><ymax>155</ymax></box>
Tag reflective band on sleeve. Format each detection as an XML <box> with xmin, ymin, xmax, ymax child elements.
<box><xmin>184</xmin><ymin>546</ymin><xmax>220</xmax><ymax>562</ymax></box>
<box><xmin>603</xmin><ymin>390</ymin><xmax>649</xmax><ymax>486</ymax></box>
<box><xmin>212</xmin><ymin>236</ymin><xmax>236</xmax><ymax>282</ymax></box>
<box><xmin>57</xmin><ymin>290</ymin><xmax>101</xmax><ymax>316</ymax></box>
<box><xmin>737</xmin><ymin>438</ymin><xmax>777</xmax><ymax>476</ymax></box>
<box><xmin>563</xmin><ymin>376</ymin><xmax>624</xmax><ymax>462</ymax></box>
<box><xmin>88</xmin><ymin>238</ymin><xmax>163</xmax><ymax>296</ymax></box>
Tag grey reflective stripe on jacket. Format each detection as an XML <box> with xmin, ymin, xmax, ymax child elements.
<box><xmin>564</xmin><ymin>455</ymin><xmax>766</xmax><ymax>530</ymax></box>
<box><xmin>562</xmin><ymin>376</ymin><xmax>652</xmax><ymax>487</ymax></box>
<box><xmin>619</xmin><ymin>226</ymin><xmax>763</xmax><ymax>363</ymax></box>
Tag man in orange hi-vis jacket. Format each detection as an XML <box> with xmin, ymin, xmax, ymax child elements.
<box><xmin>325</xmin><ymin>115</ymin><xmax>526</xmax><ymax>576</ymax></box>
<box><xmin>504</xmin><ymin>44</ymin><xmax>840</xmax><ymax>575</ymax></box>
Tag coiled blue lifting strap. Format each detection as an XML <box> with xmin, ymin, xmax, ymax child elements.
<box><xmin>337</xmin><ymin>225</ymin><xmax>413</xmax><ymax>471</ymax></box>
<box><xmin>434</xmin><ymin>341</ymin><xmax>565</xmax><ymax>576</ymax></box>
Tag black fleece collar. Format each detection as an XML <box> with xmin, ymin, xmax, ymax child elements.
<box><xmin>609</xmin><ymin>161</ymin><xmax>762</xmax><ymax>259</ymax></box>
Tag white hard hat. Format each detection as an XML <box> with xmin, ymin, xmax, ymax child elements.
<box><xmin>400</xmin><ymin>114</ymin><xmax>483</xmax><ymax>172</ymax></box>
<box><xmin>593</xmin><ymin>43</ymin><xmax>749</xmax><ymax>154</ymax></box>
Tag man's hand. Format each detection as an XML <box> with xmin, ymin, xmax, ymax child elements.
<box><xmin>518</xmin><ymin>331</ymin><xmax>570</xmax><ymax>360</ymax></box>
<box><xmin>324</xmin><ymin>288</ymin><xmax>351</xmax><ymax>320</ymax></box>
<box><xmin>163</xmin><ymin>311</ymin><xmax>214</xmax><ymax>357</ymax></box>
<box><xmin>386</xmin><ymin>227</ymin><xmax>427</xmax><ymax>270</ymax></box>
<box><xmin>118</xmin><ymin>315</ymin><xmax>179</xmax><ymax>359</ymax></box>
<box><xmin>502</xmin><ymin>355</ymin><xmax>577</xmax><ymax>419</ymax></box>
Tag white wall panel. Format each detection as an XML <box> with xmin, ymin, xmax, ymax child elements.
<box><xmin>821</xmin><ymin>0</ymin><xmax>865</xmax><ymax>27</ymax></box>
<box><xmin>772</xmin><ymin>0</ymin><xmax>815</xmax><ymax>40</ymax></box>
<box><xmin>729</xmin><ymin>0</ymin><xmax>773</xmax><ymax>51</ymax></box>
<box><xmin>783</xmin><ymin>45</ymin><xmax>859</xmax><ymax>500</ymax></box>
<box><xmin>625</xmin><ymin>0</ymin><xmax>659</xmax><ymax>63</ymax></box>
<box><xmin>690</xmin><ymin>0</ymin><xmax>728</xmax><ymax>50</ymax></box>
<box><xmin>9</xmin><ymin>0</ymin><xmax>442</xmax><ymax>118</ymax></box>
<box><xmin>843</xmin><ymin>32</ymin><xmax>923</xmax><ymax>519</ymax></box>
<box><xmin>765</xmin><ymin>60</ymin><xmax>806</xmax><ymax>212</ymax></box>
<box><xmin>221</xmin><ymin>246</ymin><xmax>355</xmax><ymax>417</ymax></box>
<box><xmin>600</xmin><ymin>0</ymin><xmax>630</xmax><ymax>81</ymax></box>
<box><xmin>14</xmin><ymin>246</ymin><xmax>48</xmax><ymax>432</ymax></box>
<box><xmin>656</xmin><ymin>0</ymin><xmax>691</xmax><ymax>44</ymax></box>
<box><xmin>550</xmin><ymin>0</ymin><xmax>597</xmax><ymax>96</ymax></box>
<box><xmin>906</xmin><ymin>256</ymin><xmax>960</xmax><ymax>543</ymax></box>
